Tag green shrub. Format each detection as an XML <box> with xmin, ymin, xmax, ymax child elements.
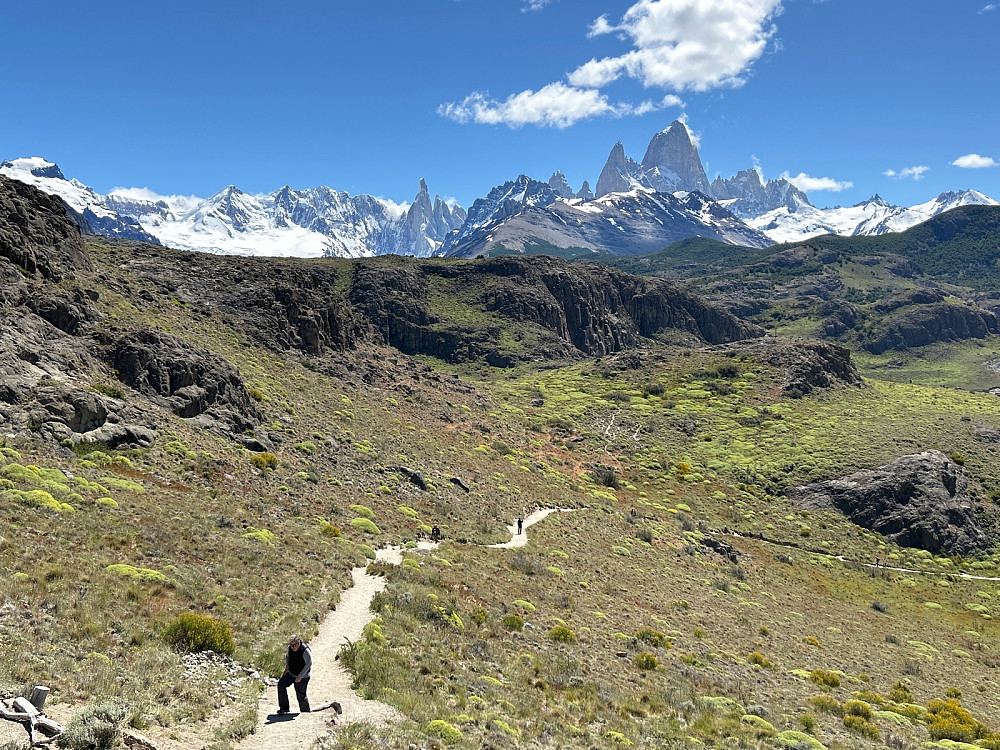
<box><xmin>775</xmin><ymin>730</ymin><xmax>826</xmax><ymax>750</ymax></box>
<box><xmin>748</xmin><ymin>651</ymin><xmax>773</xmax><ymax>668</ymax></box>
<box><xmin>888</xmin><ymin>681</ymin><xmax>914</xmax><ymax>703</ymax></box>
<box><xmin>98</xmin><ymin>477</ymin><xmax>144</xmax><ymax>494</ymax></box>
<box><xmin>0</xmin><ymin>463</ymin><xmax>40</xmax><ymax>485</ymax></box>
<box><xmin>105</xmin><ymin>564</ymin><xmax>169</xmax><ymax>584</ymax></box>
<box><xmin>741</xmin><ymin>715</ymin><xmax>776</xmax><ymax>736</ymax></box>
<box><xmin>57</xmin><ymin>702</ymin><xmax>126</xmax><ymax>750</ymax></box>
<box><xmin>927</xmin><ymin>699</ymin><xmax>984</xmax><ymax>742</ymax></box>
<box><xmin>843</xmin><ymin>714</ymin><xmax>879</xmax><ymax>739</ymax></box>
<box><xmin>810</xmin><ymin>695</ymin><xmax>843</xmax><ymax>716</ymax></box>
<box><xmin>634</xmin><ymin>652</ymin><xmax>658</xmax><ymax>670</ymax></box>
<box><xmin>809</xmin><ymin>669</ymin><xmax>840</xmax><ymax>688</ymax></box>
<box><xmin>425</xmin><ymin>720</ymin><xmax>462</xmax><ymax>744</ymax></box>
<box><xmin>350</xmin><ymin>518</ymin><xmax>381</xmax><ymax>534</ymax></box>
<box><xmin>350</xmin><ymin>504</ymin><xmax>375</xmax><ymax>519</ymax></box>
<box><xmin>843</xmin><ymin>700</ymin><xmax>873</xmax><ymax>719</ymax></box>
<box><xmin>397</xmin><ymin>505</ymin><xmax>419</xmax><ymax>518</ymax></box>
<box><xmin>502</xmin><ymin>614</ymin><xmax>524</xmax><ymax>631</ymax></box>
<box><xmin>250</xmin><ymin>452</ymin><xmax>278</xmax><ymax>470</ymax></box>
<box><xmin>636</xmin><ymin>627</ymin><xmax>670</xmax><ymax>647</ymax></box>
<box><xmin>163</xmin><ymin>612</ymin><xmax>235</xmax><ymax>655</ymax></box>
<box><xmin>243</xmin><ymin>528</ymin><xmax>277</xmax><ymax>545</ymax></box>
<box><xmin>852</xmin><ymin>690</ymin><xmax>885</xmax><ymax>706</ymax></box>
<box><xmin>548</xmin><ymin>625</ymin><xmax>576</xmax><ymax>643</ymax></box>
<box><xmin>294</xmin><ymin>441</ymin><xmax>317</xmax><ymax>454</ymax></box>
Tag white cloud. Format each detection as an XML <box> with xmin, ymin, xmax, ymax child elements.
<box><xmin>883</xmin><ymin>165</ymin><xmax>929</xmax><ymax>180</ymax></box>
<box><xmin>952</xmin><ymin>153</ymin><xmax>998</xmax><ymax>168</ymax></box>
<box><xmin>569</xmin><ymin>0</ymin><xmax>784</xmax><ymax>92</ymax></box>
<box><xmin>438</xmin><ymin>84</ymin><xmax>682</xmax><ymax>129</ymax></box>
<box><xmin>980</xmin><ymin>3</ymin><xmax>997</xmax><ymax>12</ymax></box>
<box><xmin>587</xmin><ymin>14</ymin><xmax>616</xmax><ymax>37</ymax></box>
<box><xmin>779</xmin><ymin>171</ymin><xmax>853</xmax><ymax>192</ymax></box>
<box><xmin>443</xmin><ymin>0</ymin><xmax>782</xmax><ymax>127</ymax></box>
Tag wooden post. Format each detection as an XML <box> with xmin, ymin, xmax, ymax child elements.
<box><xmin>29</xmin><ymin>686</ymin><xmax>49</xmax><ymax>710</ymax></box>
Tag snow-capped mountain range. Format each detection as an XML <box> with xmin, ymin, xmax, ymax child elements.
<box><xmin>442</xmin><ymin>175</ymin><xmax>772</xmax><ymax>257</ymax></box>
<box><xmin>3</xmin><ymin>121</ymin><xmax>997</xmax><ymax>260</ymax></box>
<box><xmin>747</xmin><ymin>190</ymin><xmax>999</xmax><ymax>243</ymax></box>
<box><xmin>0</xmin><ymin>158</ymin><xmax>465</xmax><ymax>258</ymax></box>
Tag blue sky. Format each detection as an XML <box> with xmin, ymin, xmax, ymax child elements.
<box><xmin>1</xmin><ymin>0</ymin><xmax>997</xmax><ymax>209</ymax></box>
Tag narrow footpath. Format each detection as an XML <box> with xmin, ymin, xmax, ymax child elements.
<box><xmin>239</xmin><ymin>508</ymin><xmax>570</xmax><ymax>750</ymax></box>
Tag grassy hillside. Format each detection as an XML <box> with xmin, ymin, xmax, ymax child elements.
<box><xmin>3</xmin><ymin>225</ymin><xmax>1000</xmax><ymax>750</ymax></box>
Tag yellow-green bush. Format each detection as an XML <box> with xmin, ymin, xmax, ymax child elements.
<box><xmin>927</xmin><ymin>699</ymin><xmax>984</xmax><ymax>742</ymax></box>
<box><xmin>250</xmin><ymin>452</ymin><xmax>278</xmax><ymax>470</ymax></box>
<box><xmin>105</xmin><ymin>564</ymin><xmax>169</xmax><ymax>584</ymax></box>
<box><xmin>350</xmin><ymin>504</ymin><xmax>375</xmax><ymax>519</ymax></box>
<box><xmin>350</xmin><ymin>518</ymin><xmax>381</xmax><ymax>534</ymax></box>
<box><xmin>748</xmin><ymin>651</ymin><xmax>774</xmax><ymax>668</ymax></box>
<box><xmin>809</xmin><ymin>669</ymin><xmax>840</xmax><ymax>688</ymax></box>
<box><xmin>843</xmin><ymin>700</ymin><xmax>873</xmax><ymax>719</ymax></box>
<box><xmin>548</xmin><ymin>624</ymin><xmax>576</xmax><ymax>643</ymax></box>
<box><xmin>843</xmin><ymin>714</ymin><xmax>880</xmax><ymax>739</ymax></box>
<box><xmin>425</xmin><ymin>719</ymin><xmax>462</xmax><ymax>744</ymax></box>
<box><xmin>163</xmin><ymin>612</ymin><xmax>235</xmax><ymax>655</ymax></box>
<box><xmin>634</xmin><ymin>652</ymin><xmax>658</xmax><ymax>670</ymax></box>
<box><xmin>502</xmin><ymin>614</ymin><xmax>524</xmax><ymax>631</ymax></box>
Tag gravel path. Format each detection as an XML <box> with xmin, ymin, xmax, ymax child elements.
<box><xmin>239</xmin><ymin>511</ymin><xmax>570</xmax><ymax>749</ymax></box>
<box><xmin>240</xmin><ymin>547</ymin><xmax>403</xmax><ymax>750</ymax></box>
<box><xmin>488</xmin><ymin>508</ymin><xmax>573</xmax><ymax>550</ymax></box>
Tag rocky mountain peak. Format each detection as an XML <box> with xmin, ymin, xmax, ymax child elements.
<box><xmin>1</xmin><ymin>158</ymin><xmax>67</xmax><ymax>181</ymax></box>
<box><xmin>576</xmin><ymin>180</ymin><xmax>594</xmax><ymax>201</ymax></box>
<box><xmin>548</xmin><ymin>171</ymin><xmax>576</xmax><ymax>199</ymax></box>
<box><xmin>640</xmin><ymin>121</ymin><xmax>712</xmax><ymax>194</ymax></box>
<box><xmin>596</xmin><ymin>142</ymin><xmax>643</xmax><ymax>198</ymax></box>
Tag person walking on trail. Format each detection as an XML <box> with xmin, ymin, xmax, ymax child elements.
<box><xmin>517</xmin><ymin>517</ymin><xmax>524</xmax><ymax>535</ymax></box>
<box><xmin>431</xmin><ymin>524</ymin><xmax>441</xmax><ymax>542</ymax></box>
<box><xmin>277</xmin><ymin>635</ymin><xmax>312</xmax><ymax>715</ymax></box>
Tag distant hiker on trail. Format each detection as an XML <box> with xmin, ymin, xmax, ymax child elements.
<box><xmin>277</xmin><ymin>635</ymin><xmax>312</xmax><ymax>715</ymax></box>
<box><xmin>431</xmin><ymin>525</ymin><xmax>441</xmax><ymax>542</ymax></box>
<box><xmin>517</xmin><ymin>517</ymin><xmax>524</xmax><ymax>535</ymax></box>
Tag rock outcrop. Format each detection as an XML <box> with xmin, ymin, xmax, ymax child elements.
<box><xmin>0</xmin><ymin>174</ymin><xmax>92</xmax><ymax>280</ymax></box>
<box><xmin>866</xmin><ymin>303</ymin><xmax>1000</xmax><ymax>354</ymax></box>
<box><xmin>101</xmin><ymin>328</ymin><xmax>263</xmax><ymax>440</ymax></box>
<box><xmin>789</xmin><ymin>451</ymin><xmax>990</xmax><ymax>555</ymax></box>
<box><xmin>715</xmin><ymin>337</ymin><xmax>863</xmax><ymax>396</ymax></box>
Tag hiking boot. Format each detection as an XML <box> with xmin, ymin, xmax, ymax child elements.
<box><xmin>276</xmin><ymin>709</ymin><xmax>288</xmax><ymax>716</ymax></box>
<box><xmin>333</xmin><ymin>701</ymin><xmax>342</xmax><ymax>715</ymax></box>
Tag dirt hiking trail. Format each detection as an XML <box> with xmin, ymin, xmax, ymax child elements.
<box><xmin>239</xmin><ymin>508</ymin><xmax>570</xmax><ymax>750</ymax></box>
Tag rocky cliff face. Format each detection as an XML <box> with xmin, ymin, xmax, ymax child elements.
<box><xmin>0</xmin><ymin>175</ymin><xmax>93</xmax><ymax>280</ymax></box>
<box><xmin>0</xmin><ymin>177</ymin><xmax>266</xmax><ymax>449</ymax></box>
<box><xmin>789</xmin><ymin>451</ymin><xmax>990</xmax><ymax>556</ymax></box>
<box><xmin>125</xmin><ymin>245</ymin><xmax>763</xmax><ymax>368</ymax></box>
<box><xmin>865</xmin><ymin>303</ymin><xmax>1000</xmax><ymax>354</ymax></box>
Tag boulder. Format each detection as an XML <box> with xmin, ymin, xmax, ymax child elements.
<box><xmin>788</xmin><ymin>450</ymin><xmax>989</xmax><ymax>556</ymax></box>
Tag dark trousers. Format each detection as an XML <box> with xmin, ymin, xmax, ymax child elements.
<box><xmin>277</xmin><ymin>674</ymin><xmax>310</xmax><ymax>712</ymax></box>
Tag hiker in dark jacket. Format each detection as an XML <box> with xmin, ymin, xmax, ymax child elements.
<box><xmin>277</xmin><ymin>635</ymin><xmax>312</xmax><ymax>714</ymax></box>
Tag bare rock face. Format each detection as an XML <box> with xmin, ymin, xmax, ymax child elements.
<box><xmin>101</xmin><ymin>328</ymin><xmax>262</xmax><ymax>435</ymax></box>
<box><xmin>0</xmin><ymin>174</ymin><xmax>92</xmax><ymax>280</ymax></box>
<box><xmin>789</xmin><ymin>450</ymin><xmax>990</xmax><ymax>556</ymax></box>
<box><xmin>865</xmin><ymin>303</ymin><xmax>1000</xmax><ymax>354</ymax></box>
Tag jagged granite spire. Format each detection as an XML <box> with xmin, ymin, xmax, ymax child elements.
<box><xmin>640</xmin><ymin>120</ymin><xmax>712</xmax><ymax>194</ymax></box>
<box><xmin>596</xmin><ymin>142</ymin><xmax>644</xmax><ymax>197</ymax></box>
<box><xmin>548</xmin><ymin>171</ymin><xmax>576</xmax><ymax>199</ymax></box>
<box><xmin>576</xmin><ymin>180</ymin><xmax>594</xmax><ymax>201</ymax></box>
